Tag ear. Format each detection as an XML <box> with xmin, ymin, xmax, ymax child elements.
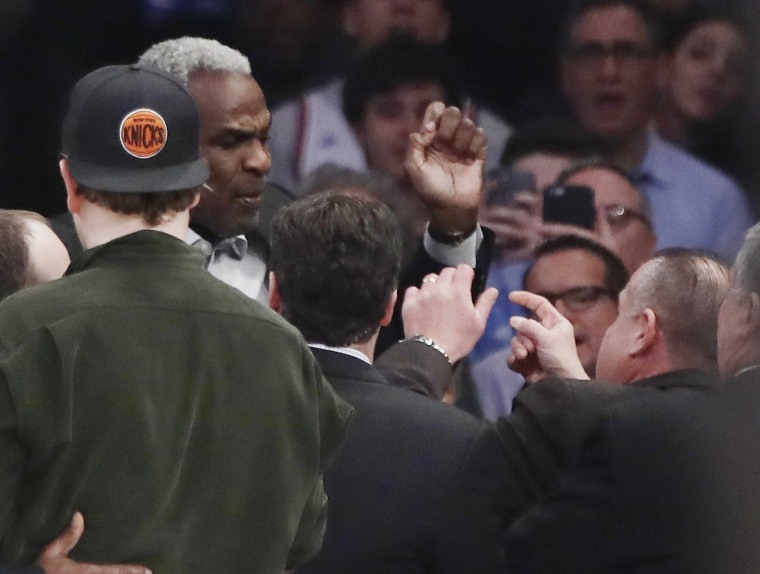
<box><xmin>631</xmin><ymin>308</ymin><xmax>658</xmax><ymax>357</ymax></box>
<box><xmin>268</xmin><ymin>272</ymin><xmax>282</xmax><ymax>313</ymax></box>
<box><xmin>379</xmin><ymin>289</ymin><xmax>398</xmax><ymax>327</ymax></box>
<box><xmin>744</xmin><ymin>291</ymin><xmax>760</xmax><ymax>333</ymax></box>
<box><xmin>189</xmin><ymin>191</ymin><xmax>201</xmax><ymax>210</ymax></box>
<box><xmin>59</xmin><ymin>159</ymin><xmax>83</xmax><ymax>215</ymax></box>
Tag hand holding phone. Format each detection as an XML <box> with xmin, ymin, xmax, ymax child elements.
<box><xmin>542</xmin><ymin>185</ymin><xmax>596</xmax><ymax>230</ymax></box>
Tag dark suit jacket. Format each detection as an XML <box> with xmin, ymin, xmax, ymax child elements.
<box><xmin>502</xmin><ymin>369</ymin><xmax>729</xmax><ymax>573</ymax></box>
<box><xmin>51</xmin><ymin>195</ymin><xmax>494</xmax><ymax>401</ymax></box>
<box><xmin>297</xmin><ymin>348</ymin><xmax>507</xmax><ymax>574</ymax></box>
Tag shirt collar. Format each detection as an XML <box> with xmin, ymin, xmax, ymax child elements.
<box><xmin>308</xmin><ymin>343</ymin><xmax>372</xmax><ymax>365</ymax></box>
<box><xmin>633</xmin><ymin>131</ymin><xmax>672</xmax><ymax>190</ymax></box>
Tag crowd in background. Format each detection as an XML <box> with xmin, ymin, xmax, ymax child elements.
<box><xmin>1</xmin><ymin>0</ymin><xmax>759</xmax><ymax>216</ymax></box>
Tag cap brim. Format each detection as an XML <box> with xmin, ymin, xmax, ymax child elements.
<box><xmin>67</xmin><ymin>157</ymin><xmax>209</xmax><ymax>193</ymax></box>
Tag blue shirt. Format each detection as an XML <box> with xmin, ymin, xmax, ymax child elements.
<box><xmin>634</xmin><ymin>133</ymin><xmax>755</xmax><ymax>261</ymax></box>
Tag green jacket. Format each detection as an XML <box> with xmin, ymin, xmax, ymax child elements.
<box><xmin>0</xmin><ymin>230</ymin><xmax>352</xmax><ymax>573</ymax></box>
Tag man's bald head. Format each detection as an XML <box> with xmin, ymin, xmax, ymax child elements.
<box><xmin>628</xmin><ymin>250</ymin><xmax>729</xmax><ymax>368</ymax></box>
<box><xmin>596</xmin><ymin>249</ymin><xmax>729</xmax><ymax>383</ymax></box>
<box><xmin>0</xmin><ymin>210</ymin><xmax>70</xmax><ymax>300</ymax></box>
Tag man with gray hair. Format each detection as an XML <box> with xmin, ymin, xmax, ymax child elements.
<box><xmin>138</xmin><ymin>37</ymin><xmax>274</xmax><ymax>302</ymax></box>
<box><xmin>138</xmin><ymin>37</ymin><xmax>496</xmax><ymax>393</ymax></box>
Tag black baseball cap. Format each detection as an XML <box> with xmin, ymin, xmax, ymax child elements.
<box><xmin>61</xmin><ymin>64</ymin><xmax>209</xmax><ymax>193</ymax></box>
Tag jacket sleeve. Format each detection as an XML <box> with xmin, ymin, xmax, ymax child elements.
<box><xmin>375</xmin><ymin>227</ymin><xmax>495</xmax><ymax>356</ymax></box>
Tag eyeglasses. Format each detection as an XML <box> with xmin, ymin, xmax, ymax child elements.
<box><xmin>565</xmin><ymin>41</ymin><xmax>655</xmax><ymax>68</ymax></box>
<box><xmin>535</xmin><ymin>286</ymin><xmax>615</xmax><ymax>312</ymax></box>
<box><xmin>597</xmin><ymin>203</ymin><xmax>651</xmax><ymax>230</ymax></box>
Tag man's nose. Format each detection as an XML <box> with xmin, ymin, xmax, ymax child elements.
<box><xmin>243</xmin><ymin>140</ymin><xmax>271</xmax><ymax>174</ymax></box>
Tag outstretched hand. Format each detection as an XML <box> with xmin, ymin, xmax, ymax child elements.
<box><xmin>404</xmin><ymin>103</ymin><xmax>488</xmax><ymax>235</ymax></box>
<box><xmin>403</xmin><ymin>265</ymin><xmax>498</xmax><ymax>363</ymax></box>
<box><xmin>507</xmin><ymin>290</ymin><xmax>590</xmax><ymax>383</ymax></box>
<box><xmin>36</xmin><ymin>512</ymin><xmax>151</xmax><ymax>574</ymax></box>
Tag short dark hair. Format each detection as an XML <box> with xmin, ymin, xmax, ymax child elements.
<box><xmin>525</xmin><ymin>234</ymin><xmax>630</xmax><ymax>298</ymax></box>
<box><xmin>665</xmin><ymin>4</ymin><xmax>752</xmax><ymax>52</ymax></box>
<box><xmin>76</xmin><ymin>186</ymin><xmax>199</xmax><ymax>226</ymax></box>
<box><xmin>270</xmin><ymin>191</ymin><xmax>403</xmax><ymax>346</ymax></box>
<box><xmin>560</xmin><ymin>0</ymin><xmax>666</xmax><ymax>53</ymax></box>
<box><xmin>343</xmin><ymin>35</ymin><xmax>462</xmax><ymax>126</ymax></box>
<box><xmin>500</xmin><ymin>120</ymin><xmax>606</xmax><ymax>167</ymax></box>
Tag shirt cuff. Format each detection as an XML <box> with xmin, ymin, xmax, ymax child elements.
<box><xmin>423</xmin><ymin>224</ymin><xmax>483</xmax><ymax>268</ymax></box>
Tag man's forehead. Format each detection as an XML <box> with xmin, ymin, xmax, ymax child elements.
<box><xmin>567</xmin><ymin>168</ymin><xmax>640</xmax><ymax>206</ymax></box>
<box><xmin>527</xmin><ymin>248</ymin><xmax>606</xmax><ymax>288</ymax></box>
<box><xmin>569</xmin><ymin>5</ymin><xmax>652</xmax><ymax>45</ymax></box>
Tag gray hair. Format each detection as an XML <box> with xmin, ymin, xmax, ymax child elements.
<box><xmin>734</xmin><ymin>222</ymin><xmax>760</xmax><ymax>294</ymax></box>
<box><xmin>138</xmin><ymin>37</ymin><xmax>251</xmax><ymax>87</ymax></box>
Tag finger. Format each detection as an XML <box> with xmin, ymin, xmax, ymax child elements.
<box><xmin>435</xmin><ymin>266</ymin><xmax>459</xmax><ymax>290</ymax></box>
<box><xmin>451</xmin><ymin>264</ymin><xmax>475</xmax><ymax>292</ymax></box>
<box><xmin>467</xmin><ymin>127</ymin><xmax>488</xmax><ymax>162</ymax></box>
<box><xmin>509</xmin><ymin>315</ymin><xmax>550</xmax><ymax>343</ymax></box>
<box><xmin>474</xmin><ymin>287</ymin><xmax>499</xmax><ymax>322</ymax></box>
<box><xmin>40</xmin><ymin>512</ymin><xmax>84</xmax><ymax>558</ymax></box>
<box><xmin>421</xmin><ymin>273</ymin><xmax>439</xmax><ymax>286</ymax></box>
<box><xmin>509</xmin><ymin>290</ymin><xmax>564</xmax><ymax>324</ymax></box>
<box><xmin>433</xmin><ymin>106</ymin><xmax>462</xmax><ymax>147</ymax></box>
<box><xmin>421</xmin><ymin>101</ymin><xmax>446</xmax><ymax>131</ymax></box>
<box><xmin>510</xmin><ymin>335</ymin><xmax>530</xmax><ymax>360</ymax></box>
<box><xmin>450</xmin><ymin>117</ymin><xmax>478</xmax><ymax>157</ymax></box>
<box><xmin>405</xmin><ymin>131</ymin><xmax>429</xmax><ymax>173</ymax></box>
<box><xmin>96</xmin><ymin>565</ymin><xmax>153</xmax><ymax>574</ymax></box>
<box><xmin>404</xmin><ymin>285</ymin><xmax>421</xmax><ymax>302</ymax></box>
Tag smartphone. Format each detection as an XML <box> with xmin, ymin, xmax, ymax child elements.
<box><xmin>543</xmin><ymin>184</ymin><xmax>596</xmax><ymax>230</ymax></box>
<box><xmin>485</xmin><ymin>168</ymin><xmax>536</xmax><ymax>207</ymax></box>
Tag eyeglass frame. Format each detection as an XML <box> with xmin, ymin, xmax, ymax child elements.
<box><xmin>534</xmin><ymin>285</ymin><xmax>616</xmax><ymax>313</ymax></box>
<box><xmin>596</xmin><ymin>203</ymin><xmax>651</xmax><ymax>231</ymax></box>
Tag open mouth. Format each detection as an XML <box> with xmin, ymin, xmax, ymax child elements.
<box><xmin>593</xmin><ymin>93</ymin><xmax>626</xmax><ymax>114</ymax></box>
<box><xmin>236</xmin><ymin>195</ymin><xmax>262</xmax><ymax>208</ymax></box>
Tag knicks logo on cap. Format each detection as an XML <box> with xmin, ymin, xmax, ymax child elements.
<box><xmin>119</xmin><ymin>108</ymin><xmax>168</xmax><ymax>159</ymax></box>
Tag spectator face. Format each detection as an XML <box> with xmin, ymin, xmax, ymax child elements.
<box><xmin>343</xmin><ymin>0</ymin><xmax>451</xmax><ymax>49</ymax></box>
<box><xmin>668</xmin><ymin>19</ymin><xmax>749</xmax><ymax>122</ymax></box>
<box><xmin>355</xmin><ymin>81</ymin><xmax>446</xmax><ymax>181</ymax></box>
<box><xmin>565</xmin><ymin>167</ymin><xmax>656</xmax><ymax>272</ymax></box>
<box><xmin>25</xmin><ymin>219</ymin><xmax>70</xmax><ymax>284</ymax></box>
<box><xmin>561</xmin><ymin>5</ymin><xmax>661</xmax><ymax>142</ymax></box>
<box><xmin>187</xmin><ymin>71</ymin><xmax>272</xmax><ymax>238</ymax></box>
<box><xmin>525</xmin><ymin>248</ymin><xmax>619</xmax><ymax>375</ymax></box>
<box><xmin>512</xmin><ymin>153</ymin><xmax>575</xmax><ymax>194</ymax></box>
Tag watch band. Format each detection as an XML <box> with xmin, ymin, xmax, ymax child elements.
<box><xmin>402</xmin><ymin>335</ymin><xmax>453</xmax><ymax>365</ymax></box>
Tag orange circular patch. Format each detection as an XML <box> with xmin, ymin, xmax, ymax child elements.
<box><xmin>119</xmin><ymin>108</ymin><xmax>168</xmax><ymax>159</ymax></box>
